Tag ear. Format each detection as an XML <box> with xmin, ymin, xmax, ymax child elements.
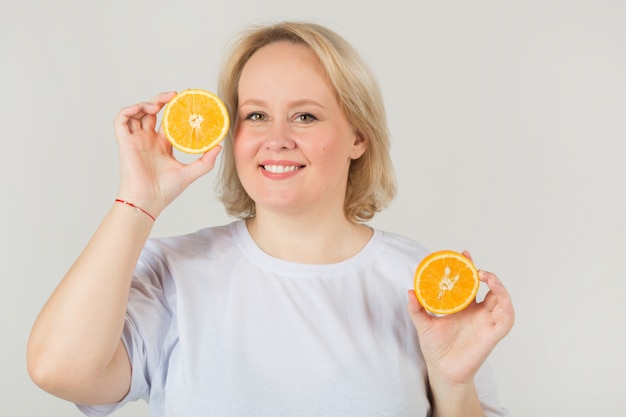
<box><xmin>350</xmin><ymin>132</ymin><xmax>367</xmax><ymax>160</ymax></box>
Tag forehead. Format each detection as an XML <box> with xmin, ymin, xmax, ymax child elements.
<box><xmin>245</xmin><ymin>41</ymin><xmax>321</xmax><ymax>70</ymax></box>
<box><xmin>238</xmin><ymin>41</ymin><xmax>335</xmax><ymax>96</ymax></box>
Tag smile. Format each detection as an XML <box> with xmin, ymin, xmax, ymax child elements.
<box><xmin>262</xmin><ymin>165</ymin><xmax>304</xmax><ymax>174</ymax></box>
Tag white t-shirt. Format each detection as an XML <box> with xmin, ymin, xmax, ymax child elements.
<box><xmin>78</xmin><ymin>220</ymin><xmax>508</xmax><ymax>416</ymax></box>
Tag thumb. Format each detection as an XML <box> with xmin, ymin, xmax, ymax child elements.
<box><xmin>183</xmin><ymin>145</ymin><xmax>222</xmax><ymax>184</ymax></box>
<box><xmin>407</xmin><ymin>290</ymin><xmax>433</xmax><ymax>332</ymax></box>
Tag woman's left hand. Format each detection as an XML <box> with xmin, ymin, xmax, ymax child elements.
<box><xmin>407</xmin><ymin>251</ymin><xmax>515</xmax><ymax>387</ymax></box>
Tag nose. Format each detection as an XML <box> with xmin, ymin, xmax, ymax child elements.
<box><xmin>264</xmin><ymin>120</ymin><xmax>296</xmax><ymax>151</ymax></box>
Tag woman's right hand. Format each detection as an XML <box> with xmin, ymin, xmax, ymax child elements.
<box><xmin>113</xmin><ymin>91</ymin><xmax>222</xmax><ymax>219</ymax></box>
<box><xmin>26</xmin><ymin>91</ymin><xmax>221</xmax><ymax>405</ymax></box>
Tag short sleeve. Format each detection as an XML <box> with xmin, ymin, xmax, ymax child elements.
<box><xmin>475</xmin><ymin>361</ymin><xmax>509</xmax><ymax>417</ymax></box>
<box><xmin>76</xmin><ymin>242</ymin><xmax>175</xmax><ymax>416</ymax></box>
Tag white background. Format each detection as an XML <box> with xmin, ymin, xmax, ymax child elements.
<box><xmin>2</xmin><ymin>0</ymin><xmax>625</xmax><ymax>415</ymax></box>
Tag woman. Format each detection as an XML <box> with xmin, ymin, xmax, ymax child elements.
<box><xmin>27</xmin><ymin>21</ymin><xmax>514</xmax><ymax>416</ymax></box>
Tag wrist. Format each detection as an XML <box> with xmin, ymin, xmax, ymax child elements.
<box><xmin>115</xmin><ymin>188</ymin><xmax>168</xmax><ymax>218</ymax></box>
<box><xmin>113</xmin><ymin>196</ymin><xmax>159</xmax><ymax>223</ymax></box>
<box><xmin>428</xmin><ymin>376</ymin><xmax>484</xmax><ymax>417</ymax></box>
<box><xmin>113</xmin><ymin>198</ymin><xmax>157</xmax><ymax>222</ymax></box>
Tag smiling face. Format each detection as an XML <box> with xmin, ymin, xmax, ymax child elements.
<box><xmin>233</xmin><ymin>41</ymin><xmax>366</xmax><ymax>218</ymax></box>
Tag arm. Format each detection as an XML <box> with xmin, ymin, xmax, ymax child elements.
<box><xmin>27</xmin><ymin>203</ymin><xmax>153</xmax><ymax>404</ymax></box>
<box><xmin>407</xmin><ymin>252</ymin><xmax>515</xmax><ymax>417</ymax></box>
<box><xmin>27</xmin><ymin>92</ymin><xmax>221</xmax><ymax>405</ymax></box>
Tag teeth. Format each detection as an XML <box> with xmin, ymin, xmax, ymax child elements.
<box><xmin>263</xmin><ymin>165</ymin><xmax>301</xmax><ymax>174</ymax></box>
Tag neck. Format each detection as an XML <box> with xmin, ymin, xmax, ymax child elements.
<box><xmin>246</xmin><ymin>210</ymin><xmax>372</xmax><ymax>264</ymax></box>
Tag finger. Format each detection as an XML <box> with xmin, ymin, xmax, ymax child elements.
<box><xmin>159</xmin><ymin>131</ymin><xmax>174</xmax><ymax>156</ymax></box>
<box><xmin>406</xmin><ymin>290</ymin><xmax>433</xmax><ymax>331</ymax></box>
<box><xmin>126</xmin><ymin>101</ymin><xmax>161</xmax><ymax>119</ymax></box>
<box><xmin>113</xmin><ymin>103</ymin><xmax>140</xmax><ymax>137</ymax></box>
<box><xmin>461</xmin><ymin>250</ymin><xmax>474</xmax><ymax>263</ymax></box>
<box><xmin>115</xmin><ymin>92</ymin><xmax>174</xmax><ymax>122</ymax></box>
<box><xmin>142</xmin><ymin>92</ymin><xmax>177</xmax><ymax>131</ymax></box>
<box><xmin>480</xmin><ymin>288</ymin><xmax>499</xmax><ymax>312</ymax></box>
<box><xmin>478</xmin><ymin>269</ymin><xmax>502</xmax><ymax>287</ymax></box>
<box><xmin>149</xmin><ymin>91</ymin><xmax>177</xmax><ymax>106</ymax></box>
<box><xmin>141</xmin><ymin>112</ymin><xmax>158</xmax><ymax>131</ymax></box>
<box><xmin>114</xmin><ymin>102</ymin><xmax>159</xmax><ymax>136</ymax></box>
<box><xmin>182</xmin><ymin>146</ymin><xmax>223</xmax><ymax>184</ymax></box>
<box><xmin>407</xmin><ymin>289</ymin><xmax>421</xmax><ymax>315</ymax></box>
<box><xmin>478</xmin><ymin>270</ymin><xmax>515</xmax><ymax>321</ymax></box>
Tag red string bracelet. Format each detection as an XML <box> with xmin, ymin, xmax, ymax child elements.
<box><xmin>114</xmin><ymin>199</ymin><xmax>156</xmax><ymax>222</ymax></box>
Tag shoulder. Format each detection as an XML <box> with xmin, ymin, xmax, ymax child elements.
<box><xmin>142</xmin><ymin>221</ymin><xmax>239</xmax><ymax>259</ymax></box>
<box><xmin>130</xmin><ymin>222</ymin><xmax>243</xmax><ymax>294</ymax></box>
<box><xmin>376</xmin><ymin>229</ymin><xmax>430</xmax><ymax>262</ymax></box>
<box><xmin>359</xmin><ymin>228</ymin><xmax>431</xmax><ymax>282</ymax></box>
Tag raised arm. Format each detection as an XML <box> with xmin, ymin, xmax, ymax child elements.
<box><xmin>27</xmin><ymin>92</ymin><xmax>221</xmax><ymax>405</ymax></box>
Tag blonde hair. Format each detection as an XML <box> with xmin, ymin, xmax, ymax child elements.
<box><xmin>217</xmin><ymin>21</ymin><xmax>396</xmax><ymax>222</ymax></box>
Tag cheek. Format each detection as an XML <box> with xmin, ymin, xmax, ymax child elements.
<box><xmin>232</xmin><ymin>129</ymin><xmax>252</xmax><ymax>162</ymax></box>
<box><xmin>232</xmin><ymin>140</ymin><xmax>251</xmax><ymax>176</ymax></box>
<box><xmin>232</xmin><ymin>140</ymin><xmax>243</xmax><ymax>166</ymax></box>
<box><xmin>317</xmin><ymin>136</ymin><xmax>353</xmax><ymax>167</ymax></box>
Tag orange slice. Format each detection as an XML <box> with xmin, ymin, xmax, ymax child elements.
<box><xmin>162</xmin><ymin>89</ymin><xmax>230</xmax><ymax>154</ymax></box>
<box><xmin>413</xmin><ymin>250</ymin><xmax>479</xmax><ymax>315</ymax></box>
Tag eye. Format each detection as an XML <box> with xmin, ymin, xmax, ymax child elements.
<box><xmin>244</xmin><ymin>112</ymin><xmax>266</xmax><ymax>121</ymax></box>
<box><xmin>294</xmin><ymin>113</ymin><xmax>318</xmax><ymax>123</ymax></box>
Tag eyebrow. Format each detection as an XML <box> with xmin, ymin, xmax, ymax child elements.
<box><xmin>239</xmin><ymin>98</ymin><xmax>325</xmax><ymax>109</ymax></box>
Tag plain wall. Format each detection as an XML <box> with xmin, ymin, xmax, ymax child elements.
<box><xmin>2</xmin><ymin>0</ymin><xmax>625</xmax><ymax>415</ymax></box>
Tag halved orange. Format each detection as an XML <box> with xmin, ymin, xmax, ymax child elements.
<box><xmin>413</xmin><ymin>250</ymin><xmax>479</xmax><ymax>315</ymax></box>
<box><xmin>162</xmin><ymin>89</ymin><xmax>230</xmax><ymax>154</ymax></box>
